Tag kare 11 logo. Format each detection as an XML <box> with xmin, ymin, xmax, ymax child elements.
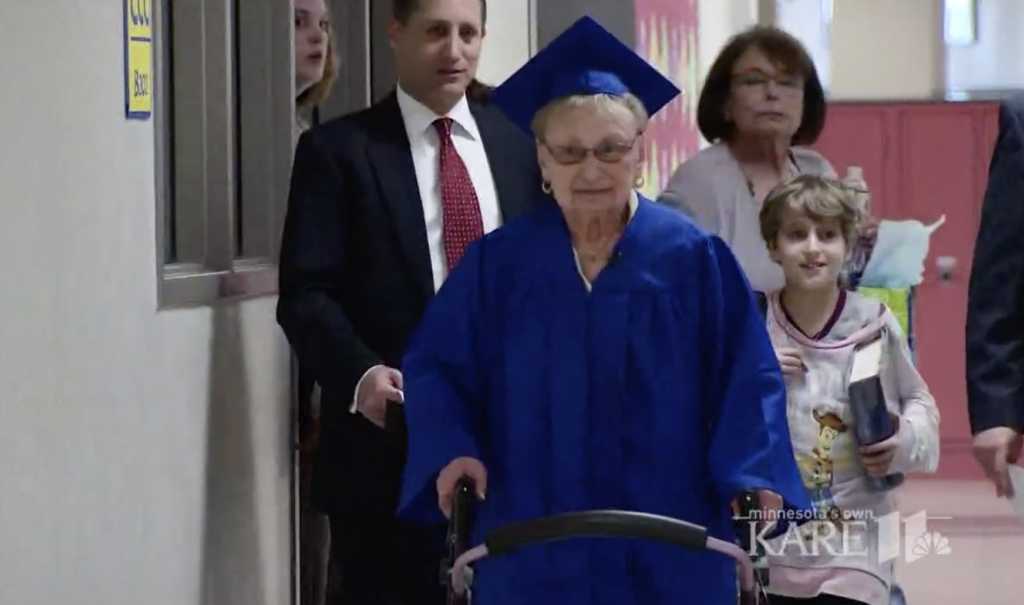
<box><xmin>741</xmin><ymin>509</ymin><xmax>953</xmax><ymax>564</ymax></box>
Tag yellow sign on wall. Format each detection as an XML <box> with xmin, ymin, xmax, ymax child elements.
<box><xmin>124</xmin><ymin>0</ymin><xmax>153</xmax><ymax>119</ymax></box>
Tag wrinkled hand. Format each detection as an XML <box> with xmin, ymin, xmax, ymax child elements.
<box><xmin>732</xmin><ymin>489</ymin><xmax>783</xmax><ymax>534</ymax></box>
<box><xmin>437</xmin><ymin>457</ymin><xmax>487</xmax><ymax>519</ymax></box>
<box><xmin>776</xmin><ymin>347</ymin><xmax>805</xmax><ymax>377</ymax></box>
<box><xmin>355</xmin><ymin>366</ymin><xmax>403</xmax><ymax>429</ymax></box>
<box><xmin>972</xmin><ymin>427</ymin><xmax>1024</xmax><ymax>498</ymax></box>
<box><xmin>755</xmin><ymin>490</ymin><xmax>783</xmax><ymax>528</ymax></box>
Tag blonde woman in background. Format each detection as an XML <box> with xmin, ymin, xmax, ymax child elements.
<box><xmin>294</xmin><ymin>0</ymin><xmax>337</xmax><ymax>143</ymax></box>
<box><xmin>292</xmin><ymin>1</ymin><xmax>337</xmax><ymax>604</ymax></box>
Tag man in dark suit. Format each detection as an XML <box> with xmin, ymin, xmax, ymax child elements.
<box><xmin>277</xmin><ymin>0</ymin><xmax>539</xmax><ymax>602</ymax></box>
<box><xmin>967</xmin><ymin>93</ymin><xmax>1024</xmax><ymax>499</ymax></box>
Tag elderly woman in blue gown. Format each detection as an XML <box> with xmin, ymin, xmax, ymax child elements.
<box><xmin>398</xmin><ymin>17</ymin><xmax>808</xmax><ymax>605</ymax></box>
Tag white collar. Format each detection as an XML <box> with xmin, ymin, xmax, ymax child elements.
<box><xmin>396</xmin><ymin>84</ymin><xmax>480</xmax><ymax>142</ymax></box>
<box><xmin>626</xmin><ymin>189</ymin><xmax>639</xmax><ymax>220</ymax></box>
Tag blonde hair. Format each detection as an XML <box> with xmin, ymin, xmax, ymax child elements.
<box><xmin>530</xmin><ymin>93</ymin><xmax>649</xmax><ymax>140</ymax></box>
<box><xmin>759</xmin><ymin>174</ymin><xmax>862</xmax><ymax>248</ymax></box>
<box><xmin>296</xmin><ymin>12</ymin><xmax>339</xmax><ymax>110</ymax></box>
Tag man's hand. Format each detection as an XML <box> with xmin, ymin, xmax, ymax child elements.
<box><xmin>355</xmin><ymin>366</ymin><xmax>403</xmax><ymax>429</ymax></box>
<box><xmin>972</xmin><ymin>427</ymin><xmax>1024</xmax><ymax>498</ymax></box>
<box><xmin>437</xmin><ymin>457</ymin><xmax>487</xmax><ymax>519</ymax></box>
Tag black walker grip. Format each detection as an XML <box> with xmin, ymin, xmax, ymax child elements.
<box><xmin>444</xmin><ymin>478</ymin><xmax>477</xmax><ymax>605</ymax></box>
<box><xmin>484</xmin><ymin>511</ymin><xmax>708</xmax><ymax>557</ymax></box>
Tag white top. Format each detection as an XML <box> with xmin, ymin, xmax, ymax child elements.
<box><xmin>763</xmin><ymin>290</ymin><xmax>940</xmax><ymax>605</ymax></box>
<box><xmin>396</xmin><ymin>85</ymin><xmax>502</xmax><ymax>292</ymax></box>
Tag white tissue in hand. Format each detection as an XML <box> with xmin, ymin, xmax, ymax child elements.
<box><xmin>860</xmin><ymin>215</ymin><xmax>945</xmax><ymax>288</ymax></box>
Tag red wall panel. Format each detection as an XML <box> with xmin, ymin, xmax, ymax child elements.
<box><xmin>815</xmin><ymin>101</ymin><xmax>999</xmax><ymax>479</ymax></box>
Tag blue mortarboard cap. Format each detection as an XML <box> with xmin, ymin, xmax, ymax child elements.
<box><xmin>492</xmin><ymin>16</ymin><xmax>681</xmax><ymax>135</ymax></box>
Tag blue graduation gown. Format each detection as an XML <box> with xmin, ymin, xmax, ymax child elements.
<box><xmin>399</xmin><ymin>196</ymin><xmax>808</xmax><ymax>605</ymax></box>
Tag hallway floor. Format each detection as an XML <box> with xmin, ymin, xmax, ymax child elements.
<box><xmin>892</xmin><ymin>477</ymin><xmax>1023</xmax><ymax>604</ymax></box>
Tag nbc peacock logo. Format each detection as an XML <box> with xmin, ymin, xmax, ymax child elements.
<box><xmin>910</xmin><ymin>531</ymin><xmax>953</xmax><ymax>559</ymax></box>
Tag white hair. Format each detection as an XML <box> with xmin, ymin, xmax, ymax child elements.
<box><xmin>530</xmin><ymin>93</ymin><xmax>649</xmax><ymax>140</ymax></box>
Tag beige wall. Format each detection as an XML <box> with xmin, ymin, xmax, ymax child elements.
<box><xmin>700</xmin><ymin>0</ymin><xmax>944</xmax><ymax>101</ymax></box>
<box><xmin>946</xmin><ymin>0</ymin><xmax>1024</xmax><ymax>93</ymax></box>
<box><xmin>0</xmin><ymin>3</ymin><xmax>292</xmax><ymax>604</ymax></box>
<box><xmin>829</xmin><ymin>0</ymin><xmax>943</xmax><ymax>100</ymax></box>
<box><xmin>0</xmin><ymin>1</ymin><xmax>541</xmax><ymax>603</ymax></box>
<box><xmin>696</xmin><ymin>0</ymin><xmax>759</xmax><ymax>146</ymax></box>
<box><xmin>477</xmin><ymin>0</ymin><xmax>532</xmax><ymax>84</ymax></box>
<box><xmin>480</xmin><ymin>0</ymin><xmax>770</xmax><ymax>94</ymax></box>
<box><xmin>698</xmin><ymin>0</ymin><xmax>760</xmax><ymax>84</ymax></box>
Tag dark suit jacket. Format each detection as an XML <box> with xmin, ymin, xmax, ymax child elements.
<box><xmin>966</xmin><ymin>93</ymin><xmax>1024</xmax><ymax>434</ymax></box>
<box><xmin>278</xmin><ymin>93</ymin><xmax>540</xmax><ymax>517</ymax></box>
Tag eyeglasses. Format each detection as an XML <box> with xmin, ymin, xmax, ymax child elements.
<box><xmin>540</xmin><ymin>136</ymin><xmax>640</xmax><ymax>165</ymax></box>
<box><xmin>732</xmin><ymin>71</ymin><xmax>804</xmax><ymax>97</ymax></box>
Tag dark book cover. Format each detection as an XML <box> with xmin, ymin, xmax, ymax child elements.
<box><xmin>848</xmin><ymin>337</ymin><xmax>904</xmax><ymax>491</ymax></box>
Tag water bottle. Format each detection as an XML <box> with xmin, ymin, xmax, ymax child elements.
<box><xmin>843</xmin><ymin>166</ymin><xmax>871</xmax><ymax>215</ymax></box>
<box><xmin>843</xmin><ymin>166</ymin><xmax>873</xmax><ymax>289</ymax></box>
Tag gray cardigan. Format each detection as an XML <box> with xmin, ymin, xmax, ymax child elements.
<box><xmin>659</xmin><ymin>142</ymin><xmax>835</xmax><ymax>293</ymax></box>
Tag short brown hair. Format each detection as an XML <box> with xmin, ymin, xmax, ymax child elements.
<box><xmin>759</xmin><ymin>175</ymin><xmax>861</xmax><ymax>249</ymax></box>
<box><xmin>296</xmin><ymin>7</ymin><xmax>338</xmax><ymax>110</ymax></box>
<box><xmin>393</xmin><ymin>0</ymin><xmax>487</xmax><ymax>29</ymax></box>
<box><xmin>697</xmin><ymin>26</ymin><xmax>826</xmax><ymax>145</ymax></box>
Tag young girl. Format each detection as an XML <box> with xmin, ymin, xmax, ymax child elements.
<box><xmin>758</xmin><ymin>175</ymin><xmax>940</xmax><ymax>605</ymax></box>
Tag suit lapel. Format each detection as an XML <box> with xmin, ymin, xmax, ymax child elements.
<box><xmin>474</xmin><ymin>103</ymin><xmax>535</xmax><ymax>223</ymax></box>
<box><xmin>367</xmin><ymin>94</ymin><xmax>434</xmax><ymax>300</ymax></box>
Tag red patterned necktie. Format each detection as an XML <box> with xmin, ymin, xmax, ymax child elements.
<box><xmin>434</xmin><ymin>117</ymin><xmax>483</xmax><ymax>270</ymax></box>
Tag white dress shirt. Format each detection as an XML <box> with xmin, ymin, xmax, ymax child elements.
<box><xmin>351</xmin><ymin>86</ymin><xmax>503</xmax><ymax>414</ymax></box>
<box><xmin>397</xmin><ymin>85</ymin><xmax>502</xmax><ymax>292</ymax></box>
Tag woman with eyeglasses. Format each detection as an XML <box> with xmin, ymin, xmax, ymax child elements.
<box><xmin>396</xmin><ymin>17</ymin><xmax>809</xmax><ymax>605</ymax></box>
<box><xmin>659</xmin><ymin>26</ymin><xmax>835</xmax><ymax>294</ymax></box>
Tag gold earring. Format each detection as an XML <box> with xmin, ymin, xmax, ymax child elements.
<box><xmin>633</xmin><ymin>174</ymin><xmax>645</xmax><ymax>189</ymax></box>
<box><xmin>542</xmin><ymin>181</ymin><xmax>552</xmax><ymax>194</ymax></box>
